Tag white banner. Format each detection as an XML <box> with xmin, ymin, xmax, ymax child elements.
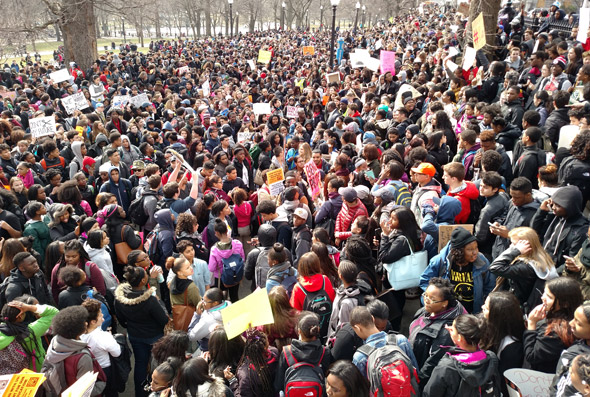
<box><xmin>130</xmin><ymin>93</ymin><xmax>149</xmax><ymax>108</ymax></box>
<box><xmin>62</xmin><ymin>92</ymin><xmax>89</xmax><ymax>115</ymax></box>
<box><xmin>253</xmin><ymin>102</ymin><xmax>272</xmax><ymax>115</ymax></box>
<box><xmin>30</xmin><ymin>116</ymin><xmax>57</xmax><ymax>138</ymax></box>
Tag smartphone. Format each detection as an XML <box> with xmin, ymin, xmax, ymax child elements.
<box><xmin>487</xmin><ymin>222</ymin><xmax>494</xmax><ymax>227</ymax></box>
<box><xmin>563</xmin><ymin>255</ymin><xmax>574</xmax><ymax>261</ymax></box>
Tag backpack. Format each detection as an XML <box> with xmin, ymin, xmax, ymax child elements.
<box><xmin>220</xmin><ymin>249</ymin><xmax>244</xmax><ymax>287</ymax></box>
<box><xmin>254</xmin><ymin>247</ymin><xmax>272</xmax><ymax>288</ymax></box>
<box><xmin>316</xmin><ymin>202</ymin><xmax>337</xmax><ymax>242</ymax></box>
<box><xmin>298</xmin><ymin>278</ymin><xmax>333</xmax><ymax>340</ymax></box>
<box><xmin>83</xmin><ymin>262</ymin><xmax>119</xmax><ymax>295</ymax></box>
<box><xmin>268</xmin><ymin>267</ymin><xmax>298</xmax><ymax>297</ymax></box>
<box><xmin>559</xmin><ymin>156</ymin><xmax>590</xmax><ymax>206</ymax></box>
<box><xmin>466</xmin><ymin>197</ymin><xmax>482</xmax><ymax>225</ymax></box>
<box><xmin>0</xmin><ymin>339</ymin><xmax>30</xmax><ymax>375</ymax></box>
<box><xmin>128</xmin><ymin>191</ymin><xmax>156</xmax><ymax>226</ymax></box>
<box><xmin>109</xmin><ymin>333</ymin><xmax>132</xmax><ymax>393</ymax></box>
<box><xmin>155</xmin><ymin>199</ymin><xmax>173</xmax><ymax>213</ymax></box>
<box><xmin>283</xmin><ymin>345</ymin><xmax>326</xmax><ymax>397</ymax></box>
<box><xmin>144</xmin><ymin>228</ymin><xmax>163</xmax><ymax>266</ymax></box>
<box><xmin>41</xmin><ymin>348</ymin><xmax>106</xmax><ymax>397</ymax></box>
<box><xmin>357</xmin><ymin>334</ymin><xmax>420</xmax><ymax>397</ymax></box>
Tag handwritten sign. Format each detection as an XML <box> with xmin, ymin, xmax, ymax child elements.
<box><xmin>269</xmin><ymin>181</ymin><xmax>285</xmax><ymax>196</ymax></box>
<box><xmin>247</xmin><ymin>60</ymin><xmax>256</xmax><ymax>70</ymax></box>
<box><xmin>62</xmin><ymin>92</ymin><xmax>89</xmax><ymax>115</ymax></box>
<box><xmin>112</xmin><ymin>95</ymin><xmax>130</xmax><ymax>108</ymax></box>
<box><xmin>257</xmin><ymin>50</ymin><xmax>272</xmax><ymax>64</ymax></box>
<box><xmin>472</xmin><ymin>13</ymin><xmax>486</xmax><ymax>51</ymax></box>
<box><xmin>462</xmin><ymin>46</ymin><xmax>477</xmax><ymax>71</ymax></box>
<box><xmin>326</xmin><ymin>72</ymin><xmax>341</xmax><ymax>84</ymax></box>
<box><xmin>504</xmin><ymin>368</ymin><xmax>553</xmax><ymax>397</ymax></box>
<box><xmin>253</xmin><ymin>102</ymin><xmax>271</xmax><ymax>115</ymax></box>
<box><xmin>130</xmin><ymin>93</ymin><xmax>149</xmax><ymax>108</ymax></box>
<box><xmin>266</xmin><ymin>168</ymin><xmax>285</xmax><ymax>185</ymax></box>
<box><xmin>0</xmin><ymin>90</ymin><xmax>16</xmax><ymax>101</ymax></box>
<box><xmin>49</xmin><ymin>68</ymin><xmax>71</xmax><ymax>83</ymax></box>
<box><xmin>237</xmin><ymin>132</ymin><xmax>252</xmax><ymax>143</ymax></box>
<box><xmin>30</xmin><ymin>116</ymin><xmax>57</xmax><ymax>139</ymax></box>
<box><xmin>178</xmin><ymin>66</ymin><xmax>189</xmax><ymax>75</ymax></box>
<box><xmin>380</xmin><ymin>50</ymin><xmax>396</xmax><ymax>75</ymax></box>
<box><xmin>286</xmin><ymin>106</ymin><xmax>302</xmax><ymax>119</ymax></box>
<box><xmin>304</xmin><ymin>160</ymin><xmax>321</xmax><ymax>198</ymax></box>
<box><xmin>438</xmin><ymin>224</ymin><xmax>474</xmax><ymax>252</ymax></box>
<box><xmin>221</xmin><ymin>288</ymin><xmax>274</xmax><ymax>339</ymax></box>
<box><xmin>302</xmin><ymin>46</ymin><xmax>315</xmax><ymax>56</ymax></box>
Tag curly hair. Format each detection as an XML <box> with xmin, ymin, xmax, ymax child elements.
<box><xmin>151</xmin><ymin>331</ymin><xmax>190</xmax><ymax>367</ymax></box>
<box><xmin>175</xmin><ymin>213</ymin><xmax>198</xmax><ymax>235</ymax></box>
<box><xmin>569</xmin><ymin>129</ymin><xmax>590</xmax><ymax>161</ymax></box>
<box><xmin>52</xmin><ymin>306</ymin><xmax>89</xmax><ymax>339</ymax></box>
<box><xmin>238</xmin><ymin>328</ymin><xmax>273</xmax><ymax>395</ymax></box>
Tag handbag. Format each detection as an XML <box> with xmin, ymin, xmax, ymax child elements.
<box><xmin>172</xmin><ymin>288</ymin><xmax>196</xmax><ymax>332</ymax></box>
<box><xmin>114</xmin><ymin>225</ymin><xmax>133</xmax><ymax>264</ymax></box>
<box><xmin>254</xmin><ymin>168</ymin><xmax>264</xmax><ymax>186</ymax></box>
<box><xmin>383</xmin><ymin>235</ymin><xmax>428</xmax><ymax>290</ymax></box>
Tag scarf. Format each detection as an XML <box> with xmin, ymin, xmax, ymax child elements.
<box><xmin>18</xmin><ymin>169</ymin><xmax>34</xmax><ymax>189</ymax></box>
<box><xmin>0</xmin><ymin>321</ymin><xmax>30</xmax><ymax>339</ymax></box>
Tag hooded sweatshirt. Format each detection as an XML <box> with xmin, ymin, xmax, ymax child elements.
<box><xmin>99</xmin><ymin>166</ymin><xmax>132</xmax><ymax>211</ymax></box>
<box><xmin>290</xmin><ymin>273</ymin><xmax>336</xmax><ymax>311</ymax></box>
<box><xmin>118</xmin><ymin>135</ymin><xmax>141</xmax><ymax>167</ymax></box>
<box><xmin>83</xmin><ymin>241</ymin><xmax>114</xmax><ymax>275</ymax></box>
<box><xmin>421</xmin><ymin>195</ymin><xmax>462</xmax><ymax>245</ymax></box>
<box><xmin>154</xmin><ymin>209</ymin><xmax>176</xmax><ymax>266</ymax></box>
<box><xmin>69</xmin><ymin>141</ymin><xmax>85</xmax><ymax>180</ymax></box>
<box><xmin>447</xmin><ymin>181</ymin><xmax>480</xmax><ymax>224</ymax></box>
<box><xmin>208</xmin><ymin>239</ymin><xmax>245</xmax><ymax>280</ymax></box>
<box><xmin>187</xmin><ymin>300</ymin><xmax>231</xmax><ymax>350</ymax></box>
<box><xmin>327</xmin><ymin>284</ymin><xmax>363</xmax><ymax>339</ymax></box>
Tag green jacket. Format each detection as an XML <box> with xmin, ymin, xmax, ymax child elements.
<box><xmin>249</xmin><ymin>144</ymin><xmax>262</xmax><ymax>170</ymax></box>
<box><xmin>23</xmin><ymin>220</ymin><xmax>51</xmax><ymax>265</ymax></box>
<box><xmin>0</xmin><ymin>305</ymin><xmax>58</xmax><ymax>371</ymax></box>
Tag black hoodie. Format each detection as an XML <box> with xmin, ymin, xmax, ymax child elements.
<box><xmin>274</xmin><ymin>339</ymin><xmax>333</xmax><ymax>393</ymax></box>
<box><xmin>551</xmin><ymin>340</ymin><xmax>590</xmax><ymax>396</ymax></box>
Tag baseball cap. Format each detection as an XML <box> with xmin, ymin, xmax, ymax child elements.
<box><xmin>132</xmin><ymin>160</ymin><xmax>146</xmax><ymax>170</ymax></box>
<box><xmin>293</xmin><ymin>207</ymin><xmax>308</xmax><ymax>220</ymax></box>
<box><xmin>411</xmin><ymin>162</ymin><xmax>436</xmax><ymax>177</ymax></box>
<box><xmin>339</xmin><ymin>187</ymin><xmax>358</xmax><ymax>202</ymax></box>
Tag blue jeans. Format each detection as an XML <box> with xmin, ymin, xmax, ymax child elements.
<box><xmin>129</xmin><ymin>334</ymin><xmax>162</xmax><ymax>397</ymax></box>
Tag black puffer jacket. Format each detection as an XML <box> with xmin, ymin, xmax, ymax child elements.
<box><xmin>551</xmin><ymin>340</ymin><xmax>590</xmax><ymax>397</ymax></box>
<box><xmin>544</xmin><ymin>107</ymin><xmax>569</xmax><ymax>150</ymax></box>
<box><xmin>114</xmin><ymin>283</ymin><xmax>169</xmax><ymax>339</ymax></box>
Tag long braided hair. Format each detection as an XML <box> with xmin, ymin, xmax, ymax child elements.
<box><xmin>0</xmin><ymin>295</ymin><xmax>43</xmax><ymax>366</ymax></box>
<box><xmin>238</xmin><ymin>328</ymin><xmax>274</xmax><ymax>397</ymax></box>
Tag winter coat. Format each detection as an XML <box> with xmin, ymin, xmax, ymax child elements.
<box><xmin>187</xmin><ymin>301</ymin><xmax>231</xmax><ymax>349</ymax></box>
<box><xmin>513</xmin><ymin>144</ymin><xmax>546</xmax><ymax>189</ymax></box>
<box><xmin>409</xmin><ymin>303</ymin><xmax>467</xmax><ymax>382</ymax></box>
<box><xmin>23</xmin><ymin>220</ymin><xmax>51</xmax><ymax>264</ymax></box>
<box><xmin>114</xmin><ymin>283</ymin><xmax>168</xmax><ymax>339</ymax></box>
<box><xmin>423</xmin><ymin>348</ymin><xmax>501</xmax><ymax>397</ymax></box>
<box><xmin>49</xmin><ymin>218</ymin><xmax>78</xmax><ymax>242</ymax></box>
<box><xmin>154</xmin><ymin>209</ymin><xmax>177</xmax><ymax>267</ymax></box>
<box><xmin>492</xmin><ymin>200</ymin><xmax>540</xmax><ymax>258</ymax></box>
<box><xmin>504</xmin><ymin>99</ymin><xmax>525</xmax><ymax>129</ymax></box>
<box><xmin>188</xmin><ymin>376</ymin><xmax>236</xmax><ymax>397</ymax></box>
<box><xmin>84</xmin><ymin>243</ymin><xmax>114</xmax><ymax>275</ymax></box>
<box><xmin>327</xmin><ymin>284</ymin><xmax>363</xmax><ymax>339</ymax></box>
<box><xmin>292</xmin><ymin>225</ymin><xmax>312</xmax><ymax>268</ymax></box>
<box><xmin>490</xmin><ymin>246</ymin><xmax>558</xmax><ymax>310</ymax></box>
<box><xmin>208</xmin><ymin>239</ymin><xmax>245</xmax><ymax>280</ymax></box>
<box><xmin>562</xmin><ymin>239</ymin><xmax>590</xmax><ymax>300</ymax></box>
<box><xmin>523</xmin><ymin>319</ymin><xmax>568</xmax><ymax>373</ymax></box>
<box><xmin>0</xmin><ymin>304</ymin><xmax>58</xmax><ymax>371</ymax></box>
<box><xmin>447</xmin><ymin>181</ymin><xmax>480</xmax><ymax>224</ymax></box>
<box><xmin>551</xmin><ymin>340</ymin><xmax>590</xmax><ymax>397</ymax></box>
<box><xmin>314</xmin><ymin>192</ymin><xmax>342</xmax><ymax>224</ymax></box>
<box><xmin>420</xmin><ymin>242</ymin><xmax>495</xmax><ymax>314</ymax></box>
<box><xmin>421</xmin><ymin>196</ymin><xmax>462</xmax><ymax>246</ymax></box>
<box><xmin>411</xmin><ymin>180</ymin><xmax>443</xmax><ymax>226</ymax></box>
<box><xmin>496</xmin><ymin>123</ymin><xmax>521</xmax><ymax>152</ymax></box>
<box><xmin>335</xmin><ymin>201</ymin><xmax>368</xmax><ymax>241</ymax></box>
<box><xmin>169</xmin><ymin>276</ymin><xmax>201</xmax><ymax>307</ymax></box>
<box><xmin>107</xmin><ymin>221</ymin><xmax>142</xmax><ymax>267</ymax></box>
<box><xmin>290</xmin><ymin>274</ymin><xmax>336</xmax><ymax>311</ymax></box>
<box><xmin>50</xmin><ymin>261</ymin><xmax>106</xmax><ymax>304</ymax></box>
<box><xmin>2</xmin><ymin>257</ymin><xmax>48</xmax><ymax>301</ymax></box>
<box><xmin>229</xmin><ymin>347</ymin><xmax>279</xmax><ymax>397</ymax></box>
<box><xmin>378</xmin><ymin>230</ymin><xmax>422</xmax><ymax>265</ymax></box>
<box><xmin>118</xmin><ymin>136</ymin><xmax>141</xmax><ymax>167</ymax></box>
<box><xmin>475</xmin><ymin>192</ymin><xmax>509</xmax><ymax>257</ymax></box>
<box><xmin>544</xmin><ymin>107</ymin><xmax>569</xmax><ymax>149</ymax></box>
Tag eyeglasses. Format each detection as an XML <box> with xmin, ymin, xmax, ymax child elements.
<box><xmin>422</xmin><ymin>293</ymin><xmax>444</xmax><ymax>304</ymax></box>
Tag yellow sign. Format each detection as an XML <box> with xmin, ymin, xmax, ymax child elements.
<box><xmin>302</xmin><ymin>46</ymin><xmax>315</xmax><ymax>56</ymax></box>
<box><xmin>0</xmin><ymin>369</ymin><xmax>46</xmax><ymax>397</ymax></box>
<box><xmin>221</xmin><ymin>288</ymin><xmax>275</xmax><ymax>339</ymax></box>
<box><xmin>472</xmin><ymin>12</ymin><xmax>486</xmax><ymax>51</ymax></box>
<box><xmin>257</xmin><ymin>50</ymin><xmax>272</xmax><ymax>64</ymax></box>
<box><xmin>75</xmin><ymin>125</ymin><xmax>84</xmax><ymax>136</ymax></box>
<box><xmin>266</xmin><ymin>168</ymin><xmax>285</xmax><ymax>185</ymax></box>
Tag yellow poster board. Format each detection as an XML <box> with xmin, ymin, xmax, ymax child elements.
<box><xmin>302</xmin><ymin>46</ymin><xmax>315</xmax><ymax>56</ymax></box>
<box><xmin>266</xmin><ymin>168</ymin><xmax>285</xmax><ymax>185</ymax></box>
<box><xmin>221</xmin><ymin>288</ymin><xmax>275</xmax><ymax>339</ymax></box>
<box><xmin>0</xmin><ymin>369</ymin><xmax>46</xmax><ymax>397</ymax></box>
<box><xmin>257</xmin><ymin>50</ymin><xmax>272</xmax><ymax>64</ymax></box>
<box><xmin>472</xmin><ymin>12</ymin><xmax>486</xmax><ymax>51</ymax></box>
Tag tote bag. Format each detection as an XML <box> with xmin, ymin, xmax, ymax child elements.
<box><xmin>383</xmin><ymin>235</ymin><xmax>428</xmax><ymax>290</ymax></box>
<box><xmin>172</xmin><ymin>289</ymin><xmax>196</xmax><ymax>332</ymax></box>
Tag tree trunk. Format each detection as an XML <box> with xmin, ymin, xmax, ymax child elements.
<box><xmin>155</xmin><ymin>9</ymin><xmax>162</xmax><ymax>38</ymax></box>
<box><xmin>61</xmin><ymin>0</ymin><xmax>98</xmax><ymax>71</ymax></box>
<box><xmin>54</xmin><ymin>24</ymin><xmax>61</xmax><ymax>41</ymax></box>
<box><xmin>205</xmin><ymin>0</ymin><xmax>212</xmax><ymax>36</ymax></box>
<box><xmin>466</xmin><ymin>0</ymin><xmax>501</xmax><ymax>59</ymax></box>
<box><xmin>139</xmin><ymin>15</ymin><xmax>144</xmax><ymax>47</ymax></box>
<box><xmin>196</xmin><ymin>10</ymin><xmax>202</xmax><ymax>36</ymax></box>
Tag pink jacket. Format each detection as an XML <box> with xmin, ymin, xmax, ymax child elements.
<box><xmin>208</xmin><ymin>239</ymin><xmax>245</xmax><ymax>279</ymax></box>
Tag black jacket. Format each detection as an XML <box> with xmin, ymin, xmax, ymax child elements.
<box><xmin>496</xmin><ymin>123</ymin><xmax>521</xmax><ymax>152</ymax></box>
<box><xmin>477</xmin><ymin>75</ymin><xmax>502</xmax><ymax>104</ymax></box>
<box><xmin>504</xmin><ymin>100</ymin><xmax>525</xmax><ymax>129</ymax></box>
<box><xmin>475</xmin><ymin>192</ymin><xmax>509</xmax><ymax>257</ymax></box>
<box><xmin>4</xmin><ymin>268</ymin><xmax>53</xmax><ymax>305</ymax></box>
<box><xmin>523</xmin><ymin>320</ymin><xmax>568</xmax><ymax>373</ymax></box>
<box><xmin>233</xmin><ymin>158</ymin><xmax>254</xmax><ymax>192</ymax></box>
<box><xmin>329</xmin><ymin>322</ymin><xmax>364</xmax><ymax>361</ymax></box>
<box><xmin>114</xmin><ymin>283</ymin><xmax>168</xmax><ymax>339</ymax></box>
<box><xmin>274</xmin><ymin>339</ymin><xmax>333</xmax><ymax>393</ymax></box>
<box><xmin>513</xmin><ymin>145</ymin><xmax>546</xmax><ymax>189</ymax></box>
<box><xmin>551</xmin><ymin>340</ymin><xmax>590</xmax><ymax>397</ymax></box>
<box><xmin>423</xmin><ymin>348</ymin><xmax>501</xmax><ymax>397</ymax></box>
<box><xmin>544</xmin><ymin>108</ymin><xmax>569</xmax><ymax>149</ymax></box>
<box><xmin>492</xmin><ymin>201</ymin><xmax>540</xmax><ymax>258</ymax></box>
<box><xmin>378</xmin><ymin>231</ymin><xmax>419</xmax><ymax>264</ymax></box>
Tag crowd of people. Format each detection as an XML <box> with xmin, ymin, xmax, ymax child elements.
<box><xmin>1</xmin><ymin>1</ymin><xmax>590</xmax><ymax>396</ymax></box>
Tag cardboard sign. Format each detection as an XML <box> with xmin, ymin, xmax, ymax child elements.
<box><xmin>30</xmin><ymin>116</ymin><xmax>57</xmax><ymax>138</ymax></box>
<box><xmin>438</xmin><ymin>225</ymin><xmax>474</xmax><ymax>252</ymax></box>
<box><xmin>221</xmin><ymin>288</ymin><xmax>274</xmax><ymax>339</ymax></box>
<box><xmin>112</xmin><ymin>95</ymin><xmax>130</xmax><ymax>108</ymax></box>
<box><xmin>178</xmin><ymin>66</ymin><xmax>189</xmax><ymax>75</ymax></box>
<box><xmin>303</xmin><ymin>160</ymin><xmax>321</xmax><ymax>198</ymax></box>
<box><xmin>302</xmin><ymin>46</ymin><xmax>315</xmax><ymax>56</ymax></box>
<box><xmin>62</xmin><ymin>92</ymin><xmax>89</xmax><ymax>115</ymax></box>
<box><xmin>462</xmin><ymin>46</ymin><xmax>477</xmax><ymax>71</ymax></box>
<box><xmin>504</xmin><ymin>368</ymin><xmax>552</xmax><ymax>397</ymax></box>
<box><xmin>253</xmin><ymin>102</ymin><xmax>271</xmax><ymax>115</ymax></box>
<box><xmin>326</xmin><ymin>72</ymin><xmax>341</xmax><ymax>84</ymax></box>
<box><xmin>237</xmin><ymin>132</ymin><xmax>252</xmax><ymax>143</ymax></box>
<box><xmin>269</xmin><ymin>181</ymin><xmax>285</xmax><ymax>196</ymax></box>
<box><xmin>266</xmin><ymin>168</ymin><xmax>285</xmax><ymax>185</ymax></box>
<box><xmin>394</xmin><ymin>84</ymin><xmax>422</xmax><ymax>109</ymax></box>
<box><xmin>472</xmin><ymin>13</ymin><xmax>486</xmax><ymax>51</ymax></box>
<box><xmin>0</xmin><ymin>369</ymin><xmax>46</xmax><ymax>397</ymax></box>
<box><xmin>380</xmin><ymin>50</ymin><xmax>396</xmax><ymax>75</ymax></box>
<box><xmin>286</xmin><ymin>106</ymin><xmax>302</xmax><ymax>119</ymax></box>
<box><xmin>257</xmin><ymin>50</ymin><xmax>272</xmax><ymax>64</ymax></box>
<box><xmin>49</xmin><ymin>68</ymin><xmax>71</xmax><ymax>83</ymax></box>
<box><xmin>130</xmin><ymin>93</ymin><xmax>149</xmax><ymax>108</ymax></box>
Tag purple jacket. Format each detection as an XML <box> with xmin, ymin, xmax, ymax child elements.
<box><xmin>208</xmin><ymin>239</ymin><xmax>245</xmax><ymax>279</ymax></box>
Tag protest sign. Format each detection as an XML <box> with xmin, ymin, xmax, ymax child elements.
<box><xmin>462</xmin><ymin>47</ymin><xmax>477</xmax><ymax>71</ymax></box>
<box><xmin>247</xmin><ymin>60</ymin><xmax>256</xmax><ymax>70</ymax></box>
<box><xmin>558</xmin><ymin>125</ymin><xmax>580</xmax><ymax>149</ymax></box>
<box><xmin>30</xmin><ymin>117</ymin><xmax>57</xmax><ymax>139</ymax></box>
<box><xmin>350</xmin><ymin>52</ymin><xmax>380</xmax><ymax>72</ymax></box>
<box><xmin>326</xmin><ymin>72</ymin><xmax>341</xmax><ymax>84</ymax></box>
<box><xmin>472</xmin><ymin>13</ymin><xmax>486</xmax><ymax>51</ymax></box>
<box><xmin>62</xmin><ymin>371</ymin><xmax>98</xmax><ymax>397</ymax></box>
<box><xmin>286</xmin><ymin>106</ymin><xmax>302</xmax><ymax>119</ymax></box>
<box><xmin>253</xmin><ymin>102</ymin><xmax>271</xmax><ymax>115</ymax></box>
<box><xmin>446</xmin><ymin>61</ymin><xmax>459</xmax><ymax>72</ymax></box>
<box><xmin>49</xmin><ymin>68</ymin><xmax>71</xmax><ymax>83</ymax></box>
<box><xmin>221</xmin><ymin>288</ymin><xmax>274</xmax><ymax>339</ymax></box>
<box><xmin>304</xmin><ymin>160</ymin><xmax>321</xmax><ymax>198</ymax></box>
<box><xmin>257</xmin><ymin>50</ymin><xmax>272</xmax><ymax>64</ymax></box>
<box><xmin>237</xmin><ymin>132</ymin><xmax>252</xmax><ymax>143</ymax></box>
<box><xmin>178</xmin><ymin>66</ymin><xmax>189</xmax><ymax>75</ymax></box>
<box><xmin>394</xmin><ymin>84</ymin><xmax>422</xmax><ymax>109</ymax></box>
<box><xmin>0</xmin><ymin>369</ymin><xmax>45</xmax><ymax>397</ymax></box>
<box><xmin>62</xmin><ymin>92</ymin><xmax>89</xmax><ymax>115</ymax></box>
<box><xmin>269</xmin><ymin>181</ymin><xmax>285</xmax><ymax>196</ymax></box>
<box><xmin>532</xmin><ymin>39</ymin><xmax>540</xmax><ymax>54</ymax></box>
<box><xmin>439</xmin><ymin>225</ymin><xmax>474</xmax><ymax>252</ymax></box>
<box><xmin>579</xmin><ymin>9</ymin><xmax>590</xmax><ymax>43</ymax></box>
<box><xmin>380</xmin><ymin>51</ymin><xmax>396</xmax><ymax>75</ymax></box>
<box><xmin>302</xmin><ymin>46</ymin><xmax>315</xmax><ymax>56</ymax></box>
<box><xmin>112</xmin><ymin>95</ymin><xmax>130</xmax><ymax>108</ymax></box>
<box><xmin>130</xmin><ymin>93</ymin><xmax>149</xmax><ymax>108</ymax></box>
<box><xmin>448</xmin><ymin>47</ymin><xmax>459</xmax><ymax>58</ymax></box>
<box><xmin>266</xmin><ymin>168</ymin><xmax>285</xmax><ymax>185</ymax></box>
<box><xmin>202</xmin><ymin>80</ymin><xmax>211</xmax><ymax>98</ymax></box>
<box><xmin>503</xmin><ymin>368</ymin><xmax>552</xmax><ymax>397</ymax></box>
<box><xmin>0</xmin><ymin>90</ymin><xmax>15</xmax><ymax>101</ymax></box>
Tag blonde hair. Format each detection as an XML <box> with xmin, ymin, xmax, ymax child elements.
<box><xmin>299</xmin><ymin>143</ymin><xmax>313</xmax><ymax>163</ymax></box>
<box><xmin>508</xmin><ymin>227</ymin><xmax>554</xmax><ymax>272</ymax></box>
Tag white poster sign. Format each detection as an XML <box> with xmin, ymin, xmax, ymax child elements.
<box><xmin>30</xmin><ymin>116</ymin><xmax>57</xmax><ymax>138</ymax></box>
<box><xmin>578</xmin><ymin>8</ymin><xmax>590</xmax><ymax>43</ymax></box>
<box><xmin>462</xmin><ymin>47</ymin><xmax>477</xmax><ymax>71</ymax></box>
<box><xmin>130</xmin><ymin>93</ymin><xmax>149</xmax><ymax>108</ymax></box>
<box><xmin>49</xmin><ymin>68</ymin><xmax>71</xmax><ymax>83</ymax></box>
<box><xmin>112</xmin><ymin>95</ymin><xmax>130</xmax><ymax>108</ymax></box>
<box><xmin>202</xmin><ymin>80</ymin><xmax>211</xmax><ymax>98</ymax></box>
<box><xmin>253</xmin><ymin>102</ymin><xmax>272</xmax><ymax>115</ymax></box>
<box><xmin>62</xmin><ymin>92</ymin><xmax>89</xmax><ymax>115</ymax></box>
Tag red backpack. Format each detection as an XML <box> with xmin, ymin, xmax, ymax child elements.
<box><xmin>283</xmin><ymin>345</ymin><xmax>326</xmax><ymax>397</ymax></box>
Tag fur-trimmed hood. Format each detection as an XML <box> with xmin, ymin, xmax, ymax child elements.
<box><xmin>194</xmin><ymin>377</ymin><xmax>228</xmax><ymax>397</ymax></box>
<box><xmin>114</xmin><ymin>282</ymin><xmax>156</xmax><ymax>305</ymax></box>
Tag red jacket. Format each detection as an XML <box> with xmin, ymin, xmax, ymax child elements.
<box><xmin>290</xmin><ymin>274</ymin><xmax>336</xmax><ymax>311</ymax></box>
<box><xmin>335</xmin><ymin>201</ymin><xmax>368</xmax><ymax>240</ymax></box>
<box><xmin>447</xmin><ymin>181</ymin><xmax>479</xmax><ymax>224</ymax></box>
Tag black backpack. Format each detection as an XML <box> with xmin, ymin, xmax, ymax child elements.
<box><xmin>155</xmin><ymin>198</ymin><xmax>173</xmax><ymax>213</ymax></box>
<box><xmin>559</xmin><ymin>156</ymin><xmax>590</xmax><ymax>206</ymax></box>
<box><xmin>298</xmin><ymin>278</ymin><xmax>332</xmax><ymax>341</ymax></box>
<box><xmin>128</xmin><ymin>191</ymin><xmax>156</xmax><ymax>226</ymax></box>
<box><xmin>109</xmin><ymin>334</ymin><xmax>132</xmax><ymax>393</ymax></box>
<box><xmin>466</xmin><ymin>197</ymin><xmax>482</xmax><ymax>225</ymax></box>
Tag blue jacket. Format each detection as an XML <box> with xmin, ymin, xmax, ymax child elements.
<box><xmin>352</xmin><ymin>331</ymin><xmax>418</xmax><ymax>377</ymax></box>
<box><xmin>421</xmin><ymin>196</ymin><xmax>462</xmax><ymax>245</ymax></box>
<box><xmin>419</xmin><ymin>242</ymin><xmax>495</xmax><ymax>314</ymax></box>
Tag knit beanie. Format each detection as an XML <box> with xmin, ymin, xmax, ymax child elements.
<box><xmin>450</xmin><ymin>227</ymin><xmax>477</xmax><ymax>249</ymax></box>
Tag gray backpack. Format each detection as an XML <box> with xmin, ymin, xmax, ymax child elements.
<box><xmin>254</xmin><ymin>247</ymin><xmax>271</xmax><ymax>288</ymax></box>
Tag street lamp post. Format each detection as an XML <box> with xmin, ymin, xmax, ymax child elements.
<box><xmin>319</xmin><ymin>5</ymin><xmax>324</xmax><ymax>31</ymax></box>
<box><xmin>353</xmin><ymin>2</ymin><xmax>360</xmax><ymax>33</ymax></box>
<box><xmin>362</xmin><ymin>5</ymin><xmax>366</xmax><ymax>29</ymax></box>
<box><xmin>281</xmin><ymin>2</ymin><xmax>286</xmax><ymax>30</ymax></box>
<box><xmin>228</xmin><ymin>0</ymin><xmax>234</xmax><ymax>37</ymax></box>
<box><xmin>235</xmin><ymin>12</ymin><xmax>239</xmax><ymax>35</ymax></box>
<box><xmin>329</xmin><ymin>0</ymin><xmax>339</xmax><ymax>69</ymax></box>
